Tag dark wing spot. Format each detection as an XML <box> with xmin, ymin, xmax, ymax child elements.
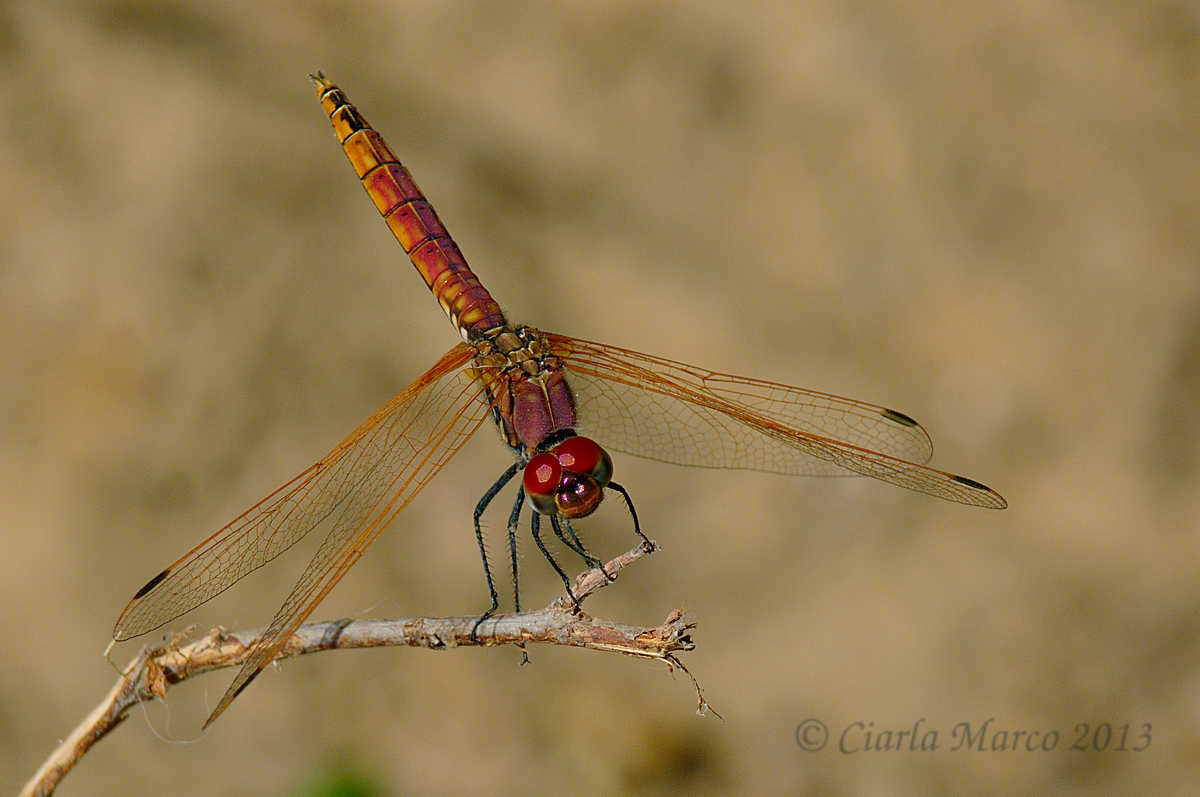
<box><xmin>133</xmin><ymin>568</ymin><xmax>171</xmax><ymax>600</ymax></box>
<box><xmin>881</xmin><ymin>408</ymin><xmax>920</xmax><ymax>427</ymax></box>
<box><xmin>951</xmin><ymin>475</ymin><xmax>990</xmax><ymax>491</ymax></box>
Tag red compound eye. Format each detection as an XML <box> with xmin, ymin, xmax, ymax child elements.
<box><xmin>555</xmin><ymin>471</ymin><xmax>605</xmax><ymax>518</ymax></box>
<box><xmin>553</xmin><ymin>436</ymin><xmax>613</xmax><ymax>486</ymax></box>
<box><xmin>523</xmin><ymin>453</ymin><xmax>562</xmax><ymax>515</ymax></box>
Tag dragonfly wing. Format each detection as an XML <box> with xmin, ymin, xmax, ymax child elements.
<box><xmin>548</xmin><ymin>334</ymin><xmax>1005</xmax><ymax>509</ymax></box>
<box><xmin>203</xmin><ymin>347</ymin><xmax>492</xmax><ymax>725</ymax></box>
<box><xmin>113</xmin><ymin>343</ymin><xmax>481</xmax><ymax>641</ymax></box>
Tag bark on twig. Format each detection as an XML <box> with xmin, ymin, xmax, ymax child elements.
<box><xmin>21</xmin><ymin>540</ymin><xmax>707</xmax><ymax>797</ymax></box>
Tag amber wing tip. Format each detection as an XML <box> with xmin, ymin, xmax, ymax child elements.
<box><xmin>111</xmin><ymin>615</ymin><xmax>146</xmax><ymax>643</ymax></box>
<box><xmin>949</xmin><ymin>474</ymin><xmax>1007</xmax><ymax>509</ymax></box>
<box><xmin>202</xmin><ymin>668</ymin><xmax>261</xmax><ymax>729</ymax></box>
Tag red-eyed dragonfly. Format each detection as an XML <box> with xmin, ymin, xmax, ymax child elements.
<box><xmin>114</xmin><ymin>75</ymin><xmax>1005</xmax><ymax>727</ymax></box>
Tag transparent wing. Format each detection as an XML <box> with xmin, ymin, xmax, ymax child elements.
<box><xmin>114</xmin><ymin>343</ymin><xmax>483</xmax><ymax>644</ymax></box>
<box><xmin>547</xmin><ymin>334</ymin><xmax>1005</xmax><ymax>509</ymax></box>
<box><xmin>204</xmin><ymin>347</ymin><xmax>494</xmax><ymax>725</ymax></box>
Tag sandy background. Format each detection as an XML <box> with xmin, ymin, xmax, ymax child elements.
<box><xmin>2</xmin><ymin>1</ymin><xmax>1198</xmax><ymax>794</ymax></box>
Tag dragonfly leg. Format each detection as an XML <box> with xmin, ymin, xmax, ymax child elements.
<box><xmin>531</xmin><ymin>512</ymin><xmax>581</xmax><ymax>610</ymax></box>
<box><xmin>507</xmin><ymin>485</ymin><xmax>525</xmax><ymax>614</ymax></box>
<box><xmin>471</xmin><ymin>461</ymin><xmax>521</xmax><ymax>641</ymax></box>
<box><xmin>507</xmin><ymin>486</ymin><xmax>531</xmax><ymax>664</ymax></box>
<box><xmin>550</xmin><ymin>515</ymin><xmax>605</xmax><ymax>569</ymax></box>
<box><xmin>607</xmin><ymin>481</ymin><xmax>650</xmax><ymax>546</ymax></box>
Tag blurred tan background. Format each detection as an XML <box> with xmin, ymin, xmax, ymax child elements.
<box><xmin>2</xmin><ymin>1</ymin><xmax>1198</xmax><ymax>794</ymax></box>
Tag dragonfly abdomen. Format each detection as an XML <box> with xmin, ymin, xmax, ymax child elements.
<box><xmin>315</xmin><ymin>75</ymin><xmax>506</xmax><ymax>341</ymax></box>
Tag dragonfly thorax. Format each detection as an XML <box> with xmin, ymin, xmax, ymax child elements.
<box><xmin>473</xmin><ymin>325</ymin><xmax>578</xmax><ymax>451</ymax></box>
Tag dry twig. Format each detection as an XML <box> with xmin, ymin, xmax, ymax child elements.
<box><xmin>21</xmin><ymin>540</ymin><xmax>707</xmax><ymax>797</ymax></box>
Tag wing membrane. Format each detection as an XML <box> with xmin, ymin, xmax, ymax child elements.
<box><xmin>204</xmin><ymin>346</ymin><xmax>492</xmax><ymax>725</ymax></box>
<box><xmin>113</xmin><ymin>343</ymin><xmax>482</xmax><ymax>641</ymax></box>
<box><xmin>548</xmin><ymin>334</ymin><xmax>1004</xmax><ymax>508</ymax></box>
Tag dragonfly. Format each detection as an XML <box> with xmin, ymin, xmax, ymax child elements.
<box><xmin>114</xmin><ymin>74</ymin><xmax>1006</xmax><ymax>728</ymax></box>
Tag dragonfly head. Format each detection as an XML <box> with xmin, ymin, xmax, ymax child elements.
<box><xmin>523</xmin><ymin>435</ymin><xmax>613</xmax><ymax>519</ymax></box>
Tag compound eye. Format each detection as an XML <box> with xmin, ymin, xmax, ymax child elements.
<box><xmin>553</xmin><ymin>436</ymin><xmax>613</xmax><ymax>487</ymax></box>
<box><xmin>555</xmin><ymin>472</ymin><xmax>604</xmax><ymax>519</ymax></box>
<box><xmin>523</xmin><ymin>453</ymin><xmax>561</xmax><ymax>515</ymax></box>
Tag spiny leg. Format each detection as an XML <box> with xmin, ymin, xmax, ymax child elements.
<box><xmin>553</xmin><ymin>514</ymin><xmax>613</xmax><ymax>582</ymax></box>
<box><xmin>507</xmin><ymin>485</ymin><xmax>530</xmax><ymax>664</ymax></box>
<box><xmin>507</xmin><ymin>485</ymin><xmax>525</xmax><ymax>614</ymax></box>
<box><xmin>608</xmin><ymin>481</ymin><xmax>650</xmax><ymax>545</ymax></box>
<box><xmin>471</xmin><ymin>461</ymin><xmax>521</xmax><ymax>640</ymax></box>
<box><xmin>531</xmin><ymin>512</ymin><xmax>581</xmax><ymax>610</ymax></box>
<box><xmin>550</xmin><ymin>515</ymin><xmax>604</xmax><ymax>569</ymax></box>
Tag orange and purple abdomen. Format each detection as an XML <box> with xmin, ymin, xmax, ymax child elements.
<box><xmin>315</xmin><ymin>77</ymin><xmax>506</xmax><ymax>341</ymax></box>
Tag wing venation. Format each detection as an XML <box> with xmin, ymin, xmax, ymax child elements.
<box><xmin>113</xmin><ymin>343</ymin><xmax>482</xmax><ymax>642</ymax></box>
<box><xmin>548</xmin><ymin>334</ymin><xmax>1004</xmax><ymax>508</ymax></box>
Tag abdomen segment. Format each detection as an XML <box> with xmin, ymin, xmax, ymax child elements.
<box><xmin>314</xmin><ymin>75</ymin><xmax>506</xmax><ymax>341</ymax></box>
